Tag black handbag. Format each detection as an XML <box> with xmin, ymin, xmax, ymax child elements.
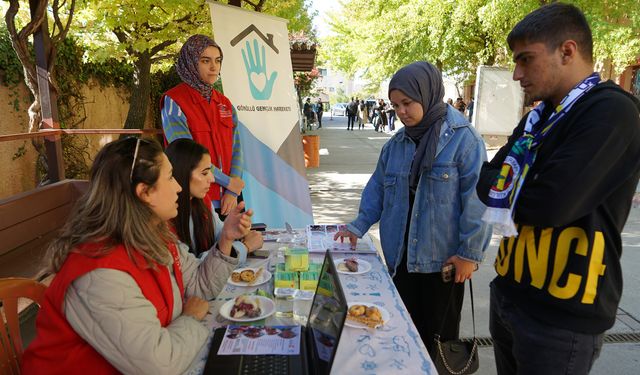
<box><xmin>433</xmin><ymin>279</ymin><xmax>479</xmax><ymax>375</ymax></box>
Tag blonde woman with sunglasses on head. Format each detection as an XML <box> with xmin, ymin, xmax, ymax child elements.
<box><xmin>22</xmin><ymin>137</ymin><xmax>253</xmax><ymax>374</ymax></box>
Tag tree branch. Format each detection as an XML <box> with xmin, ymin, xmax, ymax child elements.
<box><xmin>4</xmin><ymin>0</ymin><xmax>47</xmax><ymax>90</ymax></box>
<box><xmin>150</xmin><ymin>53</ymin><xmax>178</xmax><ymax>63</ymax></box>
<box><xmin>149</xmin><ymin>39</ymin><xmax>177</xmax><ymax>56</ymax></box>
<box><xmin>113</xmin><ymin>27</ymin><xmax>135</xmax><ymax>56</ymax></box>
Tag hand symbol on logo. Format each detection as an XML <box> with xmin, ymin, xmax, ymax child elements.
<box><xmin>242</xmin><ymin>39</ymin><xmax>278</xmax><ymax>100</ymax></box>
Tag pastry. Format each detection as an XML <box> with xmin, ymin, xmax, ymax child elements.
<box><xmin>348</xmin><ymin>304</ymin><xmax>366</xmax><ymax>316</ymax></box>
<box><xmin>231</xmin><ymin>272</ymin><xmax>242</xmax><ymax>282</ymax></box>
<box><xmin>347</xmin><ymin>304</ymin><xmax>384</xmax><ymax>328</ymax></box>
<box><xmin>240</xmin><ymin>269</ymin><xmax>256</xmax><ymax>282</ymax></box>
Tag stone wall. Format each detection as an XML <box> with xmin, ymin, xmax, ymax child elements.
<box><xmin>0</xmin><ymin>80</ymin><xmax>155</xmax><ymax>199</ymax></box>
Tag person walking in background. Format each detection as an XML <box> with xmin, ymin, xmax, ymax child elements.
<box><xmin>476</xmin><ymin>3</ymin><xmax>640</xmax><ymax>374</ymax></box>
<box><xmin>446</xmin><ymin>98</ymin><xmax>453</xmax><ymax>105</ymax></box>
<box><xmin>358</xmin><ymin>100</ymin><xmax>369</xmax><ymax>130</ymax></box>
<box><xmin>387</xmin><ymin>105</ymin><xmax>396</xmax><ymax>132</ymax></box>
<box><xmin>161</xmin><ymin>34</ymin><xmax>244</xmax><ymax>218</ymax></box>
<box><xmin>376</xmin><ymin>99</ymin><xmax>388</xmax><ymax>132</ymax></box>
<box><xmin>466</xmin><ymin>98</ymin><xmax>475</xmax><ymax>122</ymax></box>
<box><xmin>347</xmin><ymin>97</ymin><xmax>358</xmax><ymax>131</ymax></box>
<box><xmin>453</xmin><ymin>97</ymin><xmax>466</xmax><ymax>113</ymax></box>
<box><xmin>334</xmin><ymin>61</ymin><xmax>491</xmax><ymax>355</ymax></box>
<box><xmin>314</xmin><ymin>98</ymin><xmax>324</xmax><ymax>129</ymax></box>
<box><xmin>303</xmin><ymin>97</ymin><xmax>314</xmax><ymax>130</ymax></box>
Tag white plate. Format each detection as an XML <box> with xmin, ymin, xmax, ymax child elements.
<box><xmin>219</xmin><ymin>295</ymin><xmax>276</xmax><ymax>322</ymax></box>
<box><xmin>227</xmin><ymin>268</ymin><xmax>272</xmax><ymax>287</ymax></box>
<box><xmin>334</xmin><ymin>258</ymin><xmax>372</xmax><ymax>275</ymax></box>
<box><xmin>345</xmin><ymin>302</ymin><xmax>390</xmax><ymax>329</ymax></box>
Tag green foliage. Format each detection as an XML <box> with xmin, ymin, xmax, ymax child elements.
<box><xmin>261</xmin><ymin>0</ymin><xmax>317</xmax><ymax>35</ymax></box>
<box><xmin>324</xmin><ymin>0</ymin><xmax>640</xmax><ymax>83</ymax></box>
<box><xmin>0</xmin><ymin>25</ymin><xmax>24</xmax><ymax>87</ymax></box>
<box><xmin>73</xmin><ymin>0</ymin><xmax>211</xmax><ymax>69</ymax></box>
<box><xmin>11</xmin><ymin>142</ymin><xmax>26</xmax><ymax>160</ymax></box>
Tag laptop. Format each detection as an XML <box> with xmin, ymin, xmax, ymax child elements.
<box><xmin>203</xmin><ymin>250</ymin><xmax>348</xmax><ymax>375</ymax></box>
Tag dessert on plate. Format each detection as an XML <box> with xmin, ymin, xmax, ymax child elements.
<box><xmin>347</xmin><ymin>304</ymin><xmax>384</xmax><ymax>328</ymax></box>
<box><xmin>337</xmin><ymin>257</ymin><xmax>359</xmax><ymax>273</ymax></box>
<box><xmin>231</xmin><ymin>269</ymin><xmax>257</xmax><ymax>283</ymax></box>
<box><xmin>229</xmin><ymin>295</ymin><xmax>262</xmax><ymax>318</ymax></box>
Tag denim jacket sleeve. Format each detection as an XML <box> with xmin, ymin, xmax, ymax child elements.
<box><xmin>348</xmin><ymin>143</ymin><xmax>389</xmax><ymax>237</ymax></box>
<box><xmin>455</xmin><ymin>131</ymin><xmax>492</xmax><ymax>262</ymax></box>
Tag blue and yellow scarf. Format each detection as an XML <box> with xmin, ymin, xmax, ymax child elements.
<box><xmin>482</xmin><ymin>72</ymin><xmax>601</xmax><ymax>237</ymax></box>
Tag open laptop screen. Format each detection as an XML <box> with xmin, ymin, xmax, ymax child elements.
<box><xmin>306</xmin><ymin>251</ymin><xmax>348</xmax><ymax>375</ymax></box>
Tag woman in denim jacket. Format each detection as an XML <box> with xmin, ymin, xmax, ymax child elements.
<box><xmin>335</xmin><ymin>61</ymin><xmax>491</xmax><ymax>354</ymax></box>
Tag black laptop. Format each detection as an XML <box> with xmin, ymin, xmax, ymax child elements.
<box><xmin>203</xmin><ymin>251</ymin><xmax>348</xmax><ymax>375</ymax></box>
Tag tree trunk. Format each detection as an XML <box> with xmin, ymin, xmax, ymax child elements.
<box><xmin>123</xmin><ymin>52</ymin><xmax>152</xmax><ymax>130</ymax></box>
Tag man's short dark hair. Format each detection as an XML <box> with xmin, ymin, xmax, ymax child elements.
<box><xmin>507</xmin><ymin>2</ymin><xmax>593</xmax><ymax>63</ymax></box>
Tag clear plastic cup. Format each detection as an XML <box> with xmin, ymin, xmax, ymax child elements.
<box><xmin>274</xmin><ymin>287</ymin><xmax>295</xmax><ymax>318</ymax></box>
<box><xmin>293</xmin><ymin>289</ymin><xmax>315</xmax><ymax>325</ymax></box>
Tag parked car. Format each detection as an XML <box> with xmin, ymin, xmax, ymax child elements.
<box><xmin>331</xmin><ymin>103</ymin><xmax>348</xmax><ymax>116</ymax></box>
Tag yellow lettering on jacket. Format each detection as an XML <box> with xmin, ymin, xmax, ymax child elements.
<box><xmin>528</xmin><ymin>228</ymin><xmax>552</xmax><ymax>288</ymax></box>
<box><xmin>548</xmin><ymin>227</ymin><xmax>587</xmax><ymax>300</ymax></box>
<box><xmin>582</xmin><ymin>231</ymin><xmax>606</xmax><ymax>304</ymax></box>
<box><xmin>496</xmin><ymin>236</ymin><xmax>516</xmax><ymax>277</ymax></box>
<box><xmin>495</xmin><ymin>226</ymin><xmax>607</xmax><ymax>304</ymax></box>
<box><xmin>513</xmin><ymin>226</ymin><xmax>552</xmax><ymax>287</ymax></box>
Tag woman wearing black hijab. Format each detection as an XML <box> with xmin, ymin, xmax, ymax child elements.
<box><xmin>335</xmin><ymin>62</ymin><xmax>491</xmax><ymax>353</ymax></box>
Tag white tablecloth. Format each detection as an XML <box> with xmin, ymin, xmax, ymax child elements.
<box><xmin>184</xmin><ymin>232</ymin><xmax>436</xmax><ymax>375</ymax></box>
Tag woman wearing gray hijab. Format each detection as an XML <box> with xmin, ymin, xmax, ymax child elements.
<box><xmin>335</xmin><ymin>62</ymin><xmax>491</xmax><ymax>354</ymax></box>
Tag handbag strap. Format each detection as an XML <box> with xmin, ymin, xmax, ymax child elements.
<box><xmin>437</xmin><ymin>278</ymin><xmax>476</xmax><ymax>338</ymax></box>
<box><xmin>435</xmin><ymin>279</ymin><xmax>478</xmax><ymax>375</ymax></box>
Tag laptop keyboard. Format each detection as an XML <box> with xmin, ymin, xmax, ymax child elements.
<box><xmin>241</xmin><ymin>355</ymin><xmax>289</xmax><ymax>374</ymax></box>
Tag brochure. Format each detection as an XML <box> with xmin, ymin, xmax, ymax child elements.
<box><xmin>217</xmin><ymin>325</ymin><xmax>301</xmax><ymax>356</ymax></box>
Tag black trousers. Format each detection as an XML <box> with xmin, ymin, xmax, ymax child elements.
<box><xmin>393</xmin><ymin>251</ymin><xmax>464</xmax><ymax>356</ymax></box>
<box><xmin>316</xmin><ymin>111</ymin><xmax>323</xmax><ymax>128</ymax></box>
<box><xmin>347</xmin><ymin>114</ymin><xmax>356</xmax><ymax>129</ymax></box>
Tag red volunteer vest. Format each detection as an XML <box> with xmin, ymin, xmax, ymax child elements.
<box><xmin>162</xmin><ymin>83</ymin><xmax>235</xmax><ymax>203</ymax></box>
<box><xmin>21</xmin><ymin>242</ymin><xmax>184</xmax><ymax>374</ymax></box>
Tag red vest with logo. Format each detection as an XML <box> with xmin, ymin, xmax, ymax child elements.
<box><xmin>21</xmin><ymin>242</ymin><xmax>184</xmax><ymax>374</ymax></box>
<box><xmin>162</xmin><ymin>83</ymin><xmax>235</xmax><ymax>203</ymax></box>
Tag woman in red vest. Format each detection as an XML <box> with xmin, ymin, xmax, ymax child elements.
<box><xmin>22</xmin><ymin>137</ymin><xmax>254</xmax><ymax>374</ymax></box>
<box><xmin>166</xmin><ymin>138</ymin><xmax>263</xmax><ymax>259</ymax></box>
<box><xmin>161</xmin><ymin>34</ymin><xmax>244</xmax><ymax>218</ymax></box>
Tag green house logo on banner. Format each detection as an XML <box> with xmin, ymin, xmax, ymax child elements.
<box><xmin>231</xmin><ymin>25</ymin><xmax>279</xmax><ymax>100</ymax></box>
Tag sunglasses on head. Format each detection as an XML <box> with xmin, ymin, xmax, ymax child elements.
<box><xmin>129</xmin><ymin>138</ymin><xmax>153</xmax><ymax>183</ymax></box>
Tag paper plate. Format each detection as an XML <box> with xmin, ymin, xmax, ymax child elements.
<box><xmin>218</xmin><ymin>295</ymin><xmax>276</xmax><ymax>322</ymax></box>
<box><xmin>344</xmin><ymin>302</ymin><xmax>390</xmax><ymax>329</ymax></box>
<box><xmin>227</xmin><ymin>268</ymin><xmax>272</xmax><ymax>287</ymax></box>
<box><xmin>334</xmin><ymin>258</ymin><xmax>372</xmax><ymax>275</ymax></box>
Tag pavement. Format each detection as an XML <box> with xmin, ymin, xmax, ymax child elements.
<box><xmin>305</xmin><ymin>113</ymin><xmax>640</xmax><ymax>374</ymax></box>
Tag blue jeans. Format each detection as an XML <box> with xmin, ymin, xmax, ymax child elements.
<box><xmin>490</xmin><ymin>282</ymin><xmax>603</xmax><ymax>375</ymax></box>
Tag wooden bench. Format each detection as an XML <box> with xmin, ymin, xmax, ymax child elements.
<box><xmin>0</xmin><ymin>180</ymin><xmax>88</xmax><ymax>344</ymax></box>
<box><xmin>0</xmin><ymin>179</ymin><xmax>88</xmax><ymax>282</ymax></box>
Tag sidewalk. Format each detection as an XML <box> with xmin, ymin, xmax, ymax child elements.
<box><xmin>305</xmin><ymin>113</ymin><xmax>640</xmax><ymax>374</ymax></box>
